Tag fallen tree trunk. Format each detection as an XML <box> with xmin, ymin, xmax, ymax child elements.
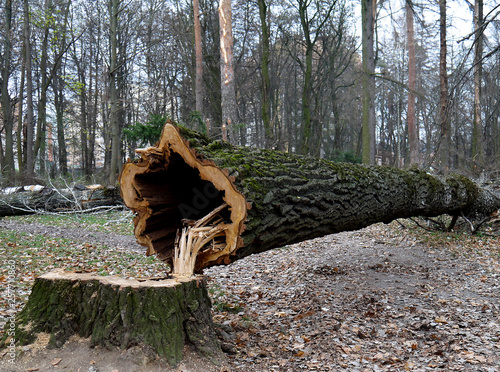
<box><xmin>3</xmin><ymin>270</ymin><xmax>220</xmax><ymax>366</ymax></box>
<box><xmin>120</xmin><ymin>123</ymin><xmax>500</xmax><ymax>275</ymax></box>
<box><xmin>0</xmin><ymin>185</ymin><xmax>122</xmax><ymax>216</ymax></box>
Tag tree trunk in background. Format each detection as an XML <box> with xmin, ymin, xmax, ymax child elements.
<box><xmin>298</xmin><ymin>0</ymin><xmax>314</xmax><ymax>156</ymax></box>
<box><xmin>54</xmin><ymin>75</ymin><xmax>68</xmax><ymax>175</ymax></box>
<box><xmin>438</xmin><ymin>0</ymin><xmax>450</xmax><ymax>172</ymax></box>
<box><xmin>5</xmin><ymin>271</ymin><xmax>221</xmax><ymax>366</ymax></box>
<box><xmin>108</xmin><ymin>0</ymin><xmax>120</xmax><ymax>184</ymax></box>
<box><xmin>193</xmin><ymin>0</ymin><xmax>204</xmax><ymax>116</ymax></box>
<box><xmin>53</xmin><ymin>3</ymin><xmax>71</xmax><ymax>176</ymax></box>
<box><xmin>1</xmin><ymin>0</ymin><xmax>15</xmax><ymax>180</ymax></box>
<box><xmin>361</xmin><ymin>0</ymin><xmax>376</xmax><ymax>164</ymax></box>
<box><xmin>17</xmin><ymin>50</ymin><xmax>25</xmax><ymax>172</ymax></box>
<box><xmin>218</xmin><ymin>0</ymin><xmax>238</xmax><ymax>144</ymax></box>
<box><xmin>258</xmin><ymin>0</ymin><xmax>273</xmax><ymax>148</ymax></box>
<box><xmin>23</xmin><ymin>0</ymin><xmax>35</xmax><ymax>178</ymax></box>
<box><xmin>471</xmin><ymin>0</ymin><xmax>483</xmax><ymax>173</ymax></box>
<box><xmin>74</xmin><ymin>48</ymin><xmax>89</xmax><ymax>178</ymax></box>
<box><xmin>406</xmin><ymin>0</ymin><xmax>419</xmax><ymax>166</ymax></box>
<box><xmin>34</xmin><ymin>0</ymin><xmax>54</xmax><ymax>176</ymax></box>
<box><xmin>120</xmin><ymin>124</ymin><xmax>500</xmax><ymax>276</ymax></box>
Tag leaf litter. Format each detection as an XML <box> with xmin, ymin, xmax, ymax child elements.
<box><xmin>0</xmin><ymin>214</ymin><xmax>498</xmax><ymax>371</ymax></box>
<box><xmin>206</xmin><ymin>221</ymin><xmax>499</xmax><ymax>371</ymax></box>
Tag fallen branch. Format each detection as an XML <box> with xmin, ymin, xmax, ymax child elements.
<box><xmin>0</xmin><ymin>185</ymin><xmax>122</xmax><ymax>216</ymax></box>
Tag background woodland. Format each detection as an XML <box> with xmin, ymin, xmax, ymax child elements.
<box><xmin>0</xmin><ymin>0</ymin><xmax>499</xmax><ymax>185</ymax></box>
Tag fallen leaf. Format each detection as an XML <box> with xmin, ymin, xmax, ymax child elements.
<box><xmin>51</xmin><ymin>358</ymin><xmax>62</xmax><ymax>366</ymax></box>
<box><xmin>404</xmin><ymin>361</ymin><xmax>415</xmax><ymax>370</ymax></box>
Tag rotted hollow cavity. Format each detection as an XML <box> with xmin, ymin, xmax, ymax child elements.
<box><xmin>120</xmin><ymin>124</ymin><xmax>247</xmax><ymax>272</ymax></box>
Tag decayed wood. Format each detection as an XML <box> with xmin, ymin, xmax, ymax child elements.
<box><xmin>120</xmin><ymin>123</ymin><xmax>500</xmax><ymax>275</ymax></box>
<box><xmin>3</xmin><ymin>270</ymin><xmax>220</xmax><ymax>366</ymax></box>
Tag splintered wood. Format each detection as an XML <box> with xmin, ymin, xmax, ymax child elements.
<box><xmin>173</xmin><ymin>203</ymin><xmax>228</xmax><ymax>277</ymax></box>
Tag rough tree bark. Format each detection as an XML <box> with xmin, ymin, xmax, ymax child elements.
<box><xmin>120</xmin><ymin>123</ymin><xmax>500</xmax><ymax>276</ymax></box>
<box><xmin>4</xmin><ymin>270</ymin><xmax>220</xmax><ymax>366</ymax></box>
<box><xmin>218</xmin><ymin>0</ymin><xmax>237</xmax><ymax>143</ymax></box>
<box><xmin>471</xmin><ymin>0</ymin><xmax>484</xmax><ymax>172</ymax></box>
<box><xmin>439</xmin><ymin>0</ymin><xmax>450</xmax><ymax>171</ymax></box>
<box><xmin>193</xmin><ymin>0</ymin><xmax>204</xmax><ymax>116</ymax></box>
<box><xmin>361</xmin><ymin>0</ymin><xmax>376</xmax><ymax>164</ymax></box>
<box><xmin>406</xmin><ymin>0</ymin><xmax>419</xmax><ymax>166</ymax></box>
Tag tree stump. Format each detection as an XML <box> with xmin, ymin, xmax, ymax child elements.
<box><xmin>5</xmin><ymin>270</ymin><xmax>221</xmax><ymax>366</ymax></box>
<box><xmin>120</xmin><ymin>123</ymin><xmax>500</xmax><ymax>275</ymax></box>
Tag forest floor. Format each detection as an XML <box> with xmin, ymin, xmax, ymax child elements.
<box><xmin>0</xmin><ymin>211</ymin><xmax>498</xmax><ymax>372</ymax></box>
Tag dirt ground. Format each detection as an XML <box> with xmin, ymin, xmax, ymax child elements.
<box><xmin>0</xmin><ymin>221</ymin><xmax>498</xmax><ymax>371</ymax></box>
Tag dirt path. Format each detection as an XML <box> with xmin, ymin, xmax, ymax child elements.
<box><xmin>1</xmin><ymin>222</ymin><xmax>498</xmax><ymax>371</ymax></box>
<box><xmin>206</xmin><ymin>224</ymin><xmax>499</xmax><ymax>371</ymax></box>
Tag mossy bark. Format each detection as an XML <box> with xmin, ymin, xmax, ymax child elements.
<box><xmin>120</xmin><ymin>124</ymin><xmax>500</xmax><ymax>273</ymax></box>
<box><xmin>2</xmin><ymin>270</ymin><xmax>220</xmax><ymax>366</ymax></box>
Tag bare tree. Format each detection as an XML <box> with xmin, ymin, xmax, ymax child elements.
<box><xmin>23</xmin><ymin>0</ymin><xmax>35</xmax><ymax>178</ymax></box>
<box><xmin>438</xmin><ymin>0</ymin><xmax>450</xmax><ymax>172</ymax></box>
<box><xmin>219</xmin><ymin>0</ymin><xmax>238</xmax><ymax>143</ymax></box>
<box><xmin>108</xmin><ymin>0</ymin><xmax>121</xmax><ymax>184</ymax></box>
<box><xmin>1</xmin><ymin>0</ymin><xmax>15</xmax><ymax>179</ymax></box>
<box><xmin>258</xmin><ymin>0</ymin><xmax>273</xmax><ymax>147</ymax></box>
<box><xmin>193</xmin><ymin>0</ymin><xmax>204</xmax><ymax>117</ymax></box>
<box><xmin>361</xmin><ymin>0</ymin><xmax>376</xmax><ymax>164</ymax></box>
<box><xmin>471</xmin><ymin>0</ymin><xmax>484</xmax><ymax>172</ymax></box>
<box><xmin>406</xmin><ymin>0</ymin><xmax>419</xmax><ymax>166</ymax></box>
<box><xmin>297</xmin><ymin>0</ymin><xmax>338</xmax><ymax>156</ymax></box>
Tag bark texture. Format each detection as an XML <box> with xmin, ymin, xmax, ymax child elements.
<box><xmin>361</xmin><ymin>0</ymin><xmax>376</xmax><ymax>164</ymax></box>
<box><xmin>218</xmin><ymin>0</ymin><xmax>237</xmax><ymax>143</ymax></box>
<box><xmin>3</xmin><ymin>270</ymin><xmax>220</xmax><ymax>366</ymax></box>
<box><xmin>120</xmin><ymin>124</ymin><xmax>500</xmax><ymax>274</ymax></box>
<box><xmin>0</xmin><ymin>185</ymin><xmax>122</xmax><ymax>216</ymax></box>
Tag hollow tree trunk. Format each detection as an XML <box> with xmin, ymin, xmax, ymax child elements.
<box><xmin>120</xmin><ymin>123</ymin><xmax>500</xmax><ymax>275</ymax></box>
<box><xmin>3</xmin><ymin>270</ymin><xmax>220</xmax><ymax>366</ymax></box>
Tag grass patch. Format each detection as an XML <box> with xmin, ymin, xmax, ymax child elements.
<box><xmin>2</xmin><ymin>209</ymin><xmax>134</xmax><ymax>235</ymax></box>
<box><xmin>208</xmin><ymin>282</ymin><xmax>243</xmax><ymax>314</ymax></box>
<box><xmin>0</xmin><ymin>229</ymin><xmax>168</xmax><ymax>328</ymax></box>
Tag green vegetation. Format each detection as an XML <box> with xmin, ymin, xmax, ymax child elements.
<box><xmin>208</xmin><ymin>282</ymin><xmax>243</xmax><ymax>314</ymax></box>
<box><xmin>2</xmin><ymin>209</ymin><xmax>134</xmax><ymax>235</ymax></box>
<box><xmin>328</xmin><ymin>150</ymin><xmax>362</xmax><ymax>164</ymax></box>
<box><xmin>123</xmin><ymin>114</ymin><xmax>169</xmax><ymax>147</ymax></box>
<box><xmin>0</xmin><ymin>221</ymin><xmax>167</xmax><ymax>323</ymax></box>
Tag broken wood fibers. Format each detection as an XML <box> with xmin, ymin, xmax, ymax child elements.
<box><xmin>120</xmin><ymin>123</ymin><xmax>500</xmax><ymax>274</ymax></box>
